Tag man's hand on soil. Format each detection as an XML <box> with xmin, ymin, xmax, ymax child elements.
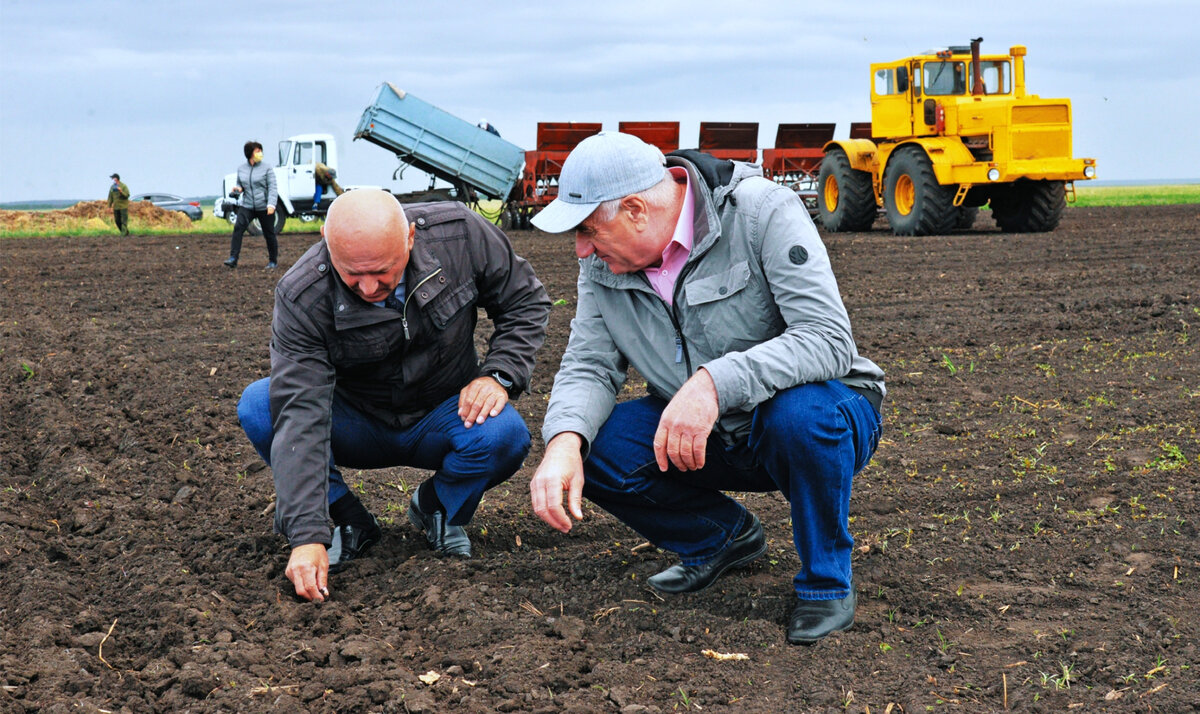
<box><xmin>286</xmin><ymin>543</ymin><xmax>330</xmax><ymax>602</ymax></box>
<box><xmin>530</xmin><ymin>433</ymin><xmax>585</xmax><ymax>533</ymax></box>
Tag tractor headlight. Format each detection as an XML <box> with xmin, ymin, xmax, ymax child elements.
<box><xmin>1083</xmin><ymin>166</ymin><xmax>1096</xmax><ymax>178</ymax></box>
<box><xmin>987</xmin><ymin>168</ymin><xmax>1001</xmax><ymax>181</ymax></box>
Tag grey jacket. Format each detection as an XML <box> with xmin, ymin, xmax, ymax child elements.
<box><xmin>269</xmin><ymin>202</ymin><xmax>551</xmax><ymax>547</ymax></box>
<box><xmin>542</xmin><ymin>155</ymin><xmax>885</xmax><ymax>451</ymax></box>
<box><xmin>236</xmin><ymin>160</ymin><xmax>278</xmax><ymax>210</ymax></box>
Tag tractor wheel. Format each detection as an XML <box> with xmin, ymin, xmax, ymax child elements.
<box><xmin>955</xmin><ymin>206</ymin><xmax>979</xmax><ymax>230</ymax></box>
<box><xmin>990</xmin><ymin>180</ymin><xmax>1065</xmax><ymax>233</ymax></box>
<box><xmin>500</xmin><ymin>208</ymin><xmax>515</xmax><ymax>231</ymax></box>
<box><xmin>817</xmin><ymin>149</ymin><xmax>876</xmax><ymax>232</ymax></box>
<box><xmin>883</xmin><ymin>146</ymin><xmax>957</xmax><ymax>236</ymax></box>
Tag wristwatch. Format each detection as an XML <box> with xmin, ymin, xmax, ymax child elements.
<box><xmin>490</xmin><ymin>371</ymin><xmax>514</xmax><ymax>390</ymax></box>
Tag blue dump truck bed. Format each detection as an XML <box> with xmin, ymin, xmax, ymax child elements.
<box><xmin>354</xmin><ymin>83</ymin><xmax>526</xmax><ymax>200</ymax></box>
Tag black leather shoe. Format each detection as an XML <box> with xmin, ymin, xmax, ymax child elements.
<box><xmin>408</xmin><ymin>490</ymin><xmax>471</xmax><ymax>557</ymax></box>
<box><xmin>647</xmin><ymin>514</ymin><xmax>766</xmax><ymax>594</ymax></box>
<box><xmin>223</xmin><ymin>257</ymin><xmax>238</xmax><ymax>268</ymax></box>
<box><xmin>327</xmin><ymin>516</ymin><xmax>381</xmax><ymax>574</ymax></box>
<box><xmin>786</xmin><ymin>590</ymin><xmax>856</xmax><ymax>644</ymax></box>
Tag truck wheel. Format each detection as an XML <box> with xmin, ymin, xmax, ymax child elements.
<box><xmin>990</xmin><ymin>180</ymin><xmax>1065</xmax><ymax>232</ymax></box>
<box><xmin>274</xmin><ymin>202</ymin><xmax>289</xmax><ymax>234</ymax></box>
<box><xmin>500</xmin><ymin>208</ymin><xmax>515</xmax><ymax>231</ymax></box>
<box><xmin>883</xmin><ymin>146</ymin><xmax>957</xmax><ymax>236</ymax></box>
<box><xmin>818</xmin><ymin>149</ymin><xmax>876</xmax><ymax>232</ymax></box>
<box><xmin>955</xmin><ymin>206</ymin><xmax>979</xmax><ymax>230</ymax></box>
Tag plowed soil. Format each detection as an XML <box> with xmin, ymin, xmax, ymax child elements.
<box><xmin>1</xmin><ymin>205</ymin><xmax>1197</xmax><ymax>713</ymax></box>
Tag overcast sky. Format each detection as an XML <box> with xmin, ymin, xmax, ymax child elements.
<box><xmin>1</xmin><ymin>0</ymin><xmax>1196</xmax><ymax>203</ymax></box>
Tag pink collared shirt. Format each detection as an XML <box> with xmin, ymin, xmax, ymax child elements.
<box><xmin>643</xmin><ymin>167</ymin><xmax>693</xmax><ymax>305</ymax></box>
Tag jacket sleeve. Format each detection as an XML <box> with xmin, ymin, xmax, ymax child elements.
<box><xmin>470</xmin><ymin>214</ymin><xmax>551</xmax><ymax>394</ymax></box>
<box><xmin>541</xmin><ymin>268</ymin><xmax>629</xmax><ymax>456</ymax></box>
<box><xmin>268</xmin><ymin>293</ymin><xmax>336</xmax><ymax>548</ymax></box>
<box><xmin>266</xmin><ymin>166</ymin><xmax>279</xmax><ymax>209</ymax></box>
<box><xmin>701</xmin><ymin>187</ymin><xmax>859</xmax><ymax>413</ymax></box>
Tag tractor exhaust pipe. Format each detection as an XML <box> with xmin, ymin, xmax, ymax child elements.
<box><xmin>971</xmin><ymin>37</ymin><xmax>985</xmax><ymax>95</ymax></box>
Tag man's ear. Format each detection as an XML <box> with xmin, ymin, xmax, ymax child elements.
<box><xmin>407</xmin><ymin>221</ymin><xmax>417</xmax><ymax>250</ymax></box>
<box><xmin>621</xmin><ymin>195</ymin><xmax>650</xmax><ymax>229</ymax></box>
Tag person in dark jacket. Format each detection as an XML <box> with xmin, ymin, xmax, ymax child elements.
<box><xmin>528</xmin><ymin>132</ymin><xmax>885</xmax><ymax>645</ymax></box>
<box><xmin>225</xmin><ymin>140</ymin><xmax>279</xmax><ymax>269</ymax></box>
<box><xmin>107</xmin><ymin>173</ymin><xmax>130</xmax><ymax>236</ymax></box>
<box><xmin>237</xmin><ymin>188</ymin><xmax>551</xmax><ymax>603</ymax></box>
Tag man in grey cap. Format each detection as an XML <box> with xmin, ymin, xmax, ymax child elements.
<box><xmin>528</xmin><ymin>132</ymin><xmax>886</xmax><ymax>644</ymax></box>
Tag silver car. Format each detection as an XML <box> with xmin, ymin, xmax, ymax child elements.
<box><xmin>132</xmin><ymin>193</ymin><xmax>203</xmax><ymax>221</ymax></box>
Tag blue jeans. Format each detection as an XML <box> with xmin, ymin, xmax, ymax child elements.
<box><xmin>312</xmin><ymin>183</ymin><xmax>324</xmax><ymax>208</ymax></box>
<box><xmin>583</xmin><ymin>381</ymin><xmax>881</xmax><ymax>600</ymax></box>
<box><xmin>237</xmin><ymin>377</ymin><xmax>530</xmax><ymax>525</ymax></box>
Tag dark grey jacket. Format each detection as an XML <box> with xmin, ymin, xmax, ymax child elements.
<box><xmin>269</xmin><ymin>202</ymin><xmax>551</xmax><ymax>547</ymax></box>
<box><xmin>236</xmin><ymin>160</ymin><xmax>278</xmax><ymax>210</ymax></box>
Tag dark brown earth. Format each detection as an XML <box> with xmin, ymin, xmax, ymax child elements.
<box><xmin>1</xmin><ymin>205</ymin><xmax>1197</xmax><ymax>713</ymax></box>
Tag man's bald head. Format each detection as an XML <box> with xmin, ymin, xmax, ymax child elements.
<box><xmin>322</xmin><ymin>189</ymin><xmax>416</xmax><ymax>304</ymax></box>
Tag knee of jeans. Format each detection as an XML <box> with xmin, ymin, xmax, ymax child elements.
<box><xmin>470</xmin><ymin>410</ymin><xmax>531</xmax><ymax>467</ymax></box>
<box><xmin>236</xmin><ymin>379</ymin><xmax>272</xmax><ymax>445</ymax></box>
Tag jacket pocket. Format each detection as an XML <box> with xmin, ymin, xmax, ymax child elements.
<box><xmin>683</xmin><ymin>261</ymin><xmax>778</xmax><ymax>355</ymax></box>
<box><xmin>685</xmin><ymin>261</ymin><xmax>751</xmax><ymax>305</ymax></box>
<box><xmin>426</xmin><ymin>281</ymin><xmax>477</xmax><ymax>328</ymax></box>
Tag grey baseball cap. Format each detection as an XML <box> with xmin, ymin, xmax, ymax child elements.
<box><xmin>530</xmin><ymin>131</ymin><xmax>667</xmax><ymax>233</ymax></box>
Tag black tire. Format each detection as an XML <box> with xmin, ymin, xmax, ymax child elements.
<box><xmin>499</xmin><ymin>208</ymin><xmax>515</xmax><ymax>231</ymax></box>
<box><xmin>274</xmin><ymin>201</ymin><xmax>288</xmax><ymax>234</ymax></box>
<box><xmin>817</xmin><ymin>149</ymin><xmax>877</xmax><ymax>232</ymax></box>
<box><xmin>883</xmin><ymin>146</ymin><xmax>957</xmax><ymax>236</ymax></box>
<box><xmin>990</xmin><ymin>180</ymin><xmax>1065</xmax><ymax>232</ymax></box>
<box><xmin>955</xmin><ymin>206</ymin><xmax>979</xmax><ymax>230</ymax></box>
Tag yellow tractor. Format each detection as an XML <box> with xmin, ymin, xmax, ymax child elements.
<box><xmin>819</xmin><ymin>38</ymin><xmax>1097</xmax><ymax>235</ymax></box>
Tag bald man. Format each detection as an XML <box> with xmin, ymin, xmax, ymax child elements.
<box><xmin>237</xmin><ymin>189</ymin><xmax>550</xmax><ymax>602</ymax></box>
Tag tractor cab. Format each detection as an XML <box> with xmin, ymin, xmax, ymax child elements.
<box><xmin>871</xmin><ymin>39</ymin><xmax>1017</xmax><ymax>140</ymax></box>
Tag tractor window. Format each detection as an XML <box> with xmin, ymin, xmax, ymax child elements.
<box><xmin>924</xmin><ymin>61</ymin><xmax>966</xmax><ymax>96</ymax></box>
<box><xmin>278</xmin><ymin>141</ymin><xmax>292</xmax><ymax>167</ymax></box>
<box><xmin>976</xmin><ymin>60</ymin><xmax>1011</xmax><ymax>94</ymax></box>
<box><xmin>874</xmin><ymin>67</ymin><xmax>908</xmax><ymax>96</ymax></box>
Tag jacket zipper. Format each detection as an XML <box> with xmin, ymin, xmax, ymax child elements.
<box><xmin>667</xmin><ymin>261</ymin><xmax>698</xmax><ymax>371</ymax></box>
<box><xmin>399</xmin><ymin>268</ymin><xmax>443</xmax><ymax>340</ymax></box>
